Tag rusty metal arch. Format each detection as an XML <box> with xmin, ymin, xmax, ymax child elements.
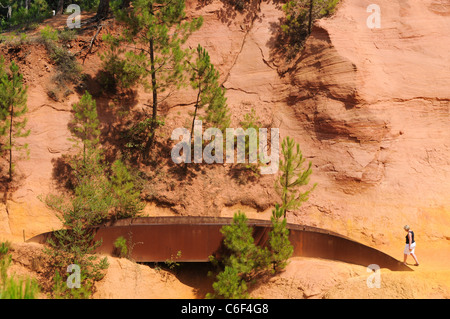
<box><xmin>27</xmin><ymin>216</ymin><xmax>412</xmax><ymax>271</ymax></box>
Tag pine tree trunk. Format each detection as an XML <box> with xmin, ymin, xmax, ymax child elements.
<box><xmin>9</xmin><ymin>105</ymin><xmax>13</xmax><ymax>182</ymax></box>
<box><xmin>308</xmin><ymin>0</ymin><xmax>313</xmax><ymax>34</ymax></box>
<box><xmin>190</xmin><ymin>105</ymin><xmax>198</xmax><ymax>143</ymax></box>
<box><xmin>143</xmin><ymin>36</ymin><xmax>158</xmax><ymax>160</ymax></box>
<box><xmin>190</xmin><ymin>87</ymin><xmax>202</xmax><ymax>142</ymax></box>
<box><xmin>96</xmin><ymin>0</ymin><xmax>110</xmax><ymax>19</ymax></box>
<box><xmin>143</xmin><ymin>4</ymin><xmax>157</xmax><ymax>160</ymax></box>
<box><xmin>283</xmin><ymin>168</ymin><xmax>289</xmax><ymax>218</ymax></box>
<box><xmin>56</xmin><ymin>0</ymin><xmax>65</xmax><ymax>15</ymax></box>
<box><xmin>121</xmin><ymin>0</ymin><xmax>131</xmax><ymax>8</ymax></box>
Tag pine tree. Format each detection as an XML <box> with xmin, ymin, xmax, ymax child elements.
<box><xmin>96</xmin><ymin>0</ymin><xmax>110</xmax><ymax>19</ymax></box>
<box><xmin>110</xmin><ymin>159</ymin><xmax>144</xmax><ymax>219</ymax></box>
<box><xmin>268</xmin><ymin>204</ymin><xmax>294</xmax><ymax>272</ymax></box>
<box><xmin>0</xmin><ymin>57</ymin><xmax>29</xmax><ymax>182</ymax></box>
<box><xmin>220</xmin><ymin>211</ymin><xmax>268</xmax><ymax>277</ymax></box>
<box><xmin>208</xmin><ymin>266</ymin><xmax>249</xmax><ymax>299</ymax></box>
<box><xmin>276</xmin><ymin>136</ymin><xmax>316</xmax><ymax>218</ymax></box>
<box><xmin>69</xmin><ymin>91</ymin><xmax>100</xmax><ymax>170</ymax></box>
<box><xmin>103</xmin><ymin>0</ymin><xmax>203</xmax><ymax>159</ymax></box>
<box><xmin>43</xmin><ymin>198</ymin><xmax>109</xmax><ymax>298</ymax></box>
<box><xmin>59</xmin><ymin>91</ymin><xmax>144</xmax><ymax>225</ymax></box>
<box><xmin>56</xmin><ymin>0</ymin><xmax>65</xmax><ymax>15</ymax></box>
<box><xmin>208</xmin><ymin>211</ymin><xmax>271</xmax><ymax>299</ymax></box>
<box><xmin>282</xmin><ymin>0</ymin><xmax>339</xmax><ymax>49</ymax></box>
<box><xmin>204</xmin><ymin>88</ymin><xmax>230</xmax><ymax>132</ymax></box>
<box><xmin>188</xmin><ymin>44</ymin><xmax>231</xmax><ymax>137</ymax></box>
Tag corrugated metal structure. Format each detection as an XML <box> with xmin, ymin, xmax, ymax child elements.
<box><xmin>27</xmin><ymin>216</ymin><xmax>411</xmax><ymax>271</ymax></box>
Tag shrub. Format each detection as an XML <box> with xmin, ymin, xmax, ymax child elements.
<box><xmin>39</xmin><ymin>25</ymin><xmax>82</xmax><ymax>95</ymax></box>
<box><xmin>209</xmin><ymin>137</ymin><xmax>315</xmax><ymax>297</ymax></box>
<box><xmin>268</xmin><ymin>204</ymin><xmax>294</xmax><ymax>272</ymax></box>
<box><xmin>281</xmin><ymin>0</ymin><xmax>340</xmax><ymax>56</ymax></box>
<box><xmin>113</xmin><ymin>236</ymin><xmax>128</xmax><ymax>258</ymax></box>
<box><xmin>209</xmin><ymin>266</ymin><xmax>248</xmax><ymax>299</ymax></box>
<box><xmin>165</xmin><ymin>251</ymin><xmax>182</xmax><ymax>270</ymax></box>
<box><xmin>110</xmin><ymin>159</ymin><xmax>145</xmax><ymax>220</ymax></box>
<box><xmin>0</xmin><ymin>242</ymin><xmax>40</xmax><ymax>299</ymax></box>
<box><xmin>43</xmin><ymin>217</ymin><xmax>109</xmax><ymax>299</ymax></box>
<box><xmin>238</xmin><ymin>108</ymin><xmax>261</xmax><ymax>175</ymax></box>
<box><xmin>207</xmin><ymin>211</ymin><xmax>271</xmax><ymax>299</ymax></box>
<box><xmin>0</xmin><ymin>241</ymin><xmax>11</xmax><ymax>258</ymax></box>
<box><xmin>220</xmin><ymin>212</ymin><xmax>271</xmax><ymax>278</ymax></box>
<box><xmin>58</xmin><ymin>28</ymin><xmax>78</xmax><ymax>44</ymax></box>
<box><xmin>99</xmin><ymin>44</ymin><xmax>146</xmax><ymax>91</ymax></box>
<box><xmin>1</xmin><ymin>0</ymin><xmax>52</xmax><ymax>32</ymax></box>
<box><xmin>72</xmin><ymin>173</ymin><xmax>116</xmax><ymax>225</ymax></box>
<box><xmin>40</xmin><ymin>90</ymin><xmax>146</xmax><ymax>298</ymax></box>
<box><xmin>41</xmin><ymin>139</ymin><xmax>112</xmax><ymax>297</ymax></box>
<box><xmin>50</xmin><ymin>266</ymin><xmax>102</xmax><ymax>299</ymax></box>
<box><xmin>208</xmin><ymin>207</ymin><xmax>296</xmax><ymax>298</ymax></box>
<box><xmin>0</xmin><ymin>273</ymin><xmax>40</xmax><ymax>299</ymax></box>
<box><xmin>122</xmin><ymin>118</ymin><xmax>165</xmax><ymax>159</ymax></box>
<box><xmin>0</xmin><ymin>32</ymin><xmax>30</xmax><ymax>47</ymax></box>
<box><xmin>40</xmin><ymin>25</ymin><xmax>59</xmax><ymax>42</ymax></box>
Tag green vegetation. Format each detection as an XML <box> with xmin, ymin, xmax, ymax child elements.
<box><xmin>102</xmin><ymin>0</ymin><xmax>203</xmax><ymax>159</ymax></box>
<box><xmin>207</xmin><ymin>213</ymin><xmax>291</xmax><ymax>299</ymax></box>
<box><xmin>0</xmin><ymin>241</ymin><xmax>10</xmax><ymax>258</ymax></box>
<box><xmin>184</xmin><ymin>44</ymin><xmax>231</xmax><ymax>167</ymax></box>
<box><xmin>42</xmin><ymin>91</ymin><xmax>144</xmax><ymax>298</ymax></box>
<box><xmin>209</xmin><ymin>137</ymin><xmax>315</xmax><ymax>298</ymax></box>
<box><xmin>110</xmin><ymin>159</ymin><xmax>145</xmax><ymax>219</ymax></box>
<box><xmin>268</xmin><ymin>204</ymin><xmax>294</xmax><ymax>271</ymax></box>
<box><xmin>165</xmin><ymin>250</ymin><xmax>182</xmax><ymax>270</ymax></box>
<box><xmin>208</xmin><ymin>208</ymin><xmax>296</xmax><ymax>299</ymax></box>
<box><xmin>113</xmin><ymin>236</ymin><xmax>128</xmax><ymax>258</ymax></box>
<box><xmin>238</xmin><ymin>108</ymin><xmax>261</xmax><ymax>175</ymax></box>
<box><xmin>282</xmin><ymin>0</ymin><xmax>340</xmax><ymax>56</ymax></box>
<box><xmin>123</xmin><ymin>118</ymin><xmax>155</xmax><ymax>155</ymax></box>
<box><xmin>209</xmin><ymin>264</ymin><xmax>248</xmax><ymax>299</ymax></box>
<box><xmin>276</xmin><ymin>136</ymin><xmax>316</xmax><ymax>218</ymax></box>
<box><xmin>0</xmin><ymin>0</ymin><xmax>52</xmax><ymax>32</ymax></box>
<box><xmin>0</xmin><ymin>32</ymin><xmax>29</xmax><ymax>47</ymax></box>
<box><xmin>69</xmin><ymin>91</ymin><xmax>100</xmax><ymax>167</ymax></box>
<box><xmin>42</xmin><ymin>217</ymin><xmax>109</xmax><ymax>299</ymax></box>
<box><xmin>0</xmin><ymin>0</ymin><xmax>321</xmax><ymax>301</ymax></box>
<box><xmin>45</xmin><ymin>91</ymin><xmax>144</xmax><ymax>225</ymax></box>
<box><xmin>0</xmin><ymin>57</ymin><xmax>30</xmax><ymax>182</ymax></box>
<box><xmin>72</xmin><ymin>0</ymin><xmax>101</xmax><ymax>11</ymax></box>
<box><xmin>39</xmin><ymin>25</ymin><xmax>82</xmax><ymax>98</ymax></box>
<box><xmin>219</xmin><ymin>212</ymin><xmax>271</xmax><ymax>278</ymax></box>
<box><xmin>188</xmin><ymin>44</ymin><xmax>231</xmax><ymax>135</ymax></box>
<box><xmin>0</xmin><ymin>241</ymin><xmax>40</xmax><ymax>299</ymax></box>
<box><xmin>0</xmin><ymin>0</ymin><xmax>104</xmax><ymax>32</ymax></box>
<box><xmin>207</xmin><ymin>211</ymin><xmax>270</xmax><ymax>299</ymax></box>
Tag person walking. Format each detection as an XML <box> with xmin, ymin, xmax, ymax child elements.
<box><xmin>403</xmin><ymin>225</ymin><xmax>419</xmax><ymax>266</ymax></box>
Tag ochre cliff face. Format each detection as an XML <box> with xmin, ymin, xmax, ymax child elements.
<box><xmin>0</xmin><ymin>0</ymin><xmax>449</xmax><ymax>251</ymax></box>
<box><xmin>279</xmin><ymin>0</ymin><xmax>450</xmax><ymax>247</ymax></box>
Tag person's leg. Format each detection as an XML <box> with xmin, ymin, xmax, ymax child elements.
<box><xmin>411</xmin><ymin>253</ymin><xmax>419</xmax><ymax>265</ymax></box>
<box><xmin>403</xmin><ymin>244</ymin><xmax>410</xmax><ymax>264</ymax></box>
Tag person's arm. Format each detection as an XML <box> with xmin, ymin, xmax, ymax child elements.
<box><xmin>409</xmin><ymin>232</ymin><xmax>413</xmax><ymax>250</ymax></box>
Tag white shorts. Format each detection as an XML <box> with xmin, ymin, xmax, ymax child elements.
<box><xmin>404</xmin><ymin>242</ymin><xmax>416</xmax><ymax>255</ymax></box>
